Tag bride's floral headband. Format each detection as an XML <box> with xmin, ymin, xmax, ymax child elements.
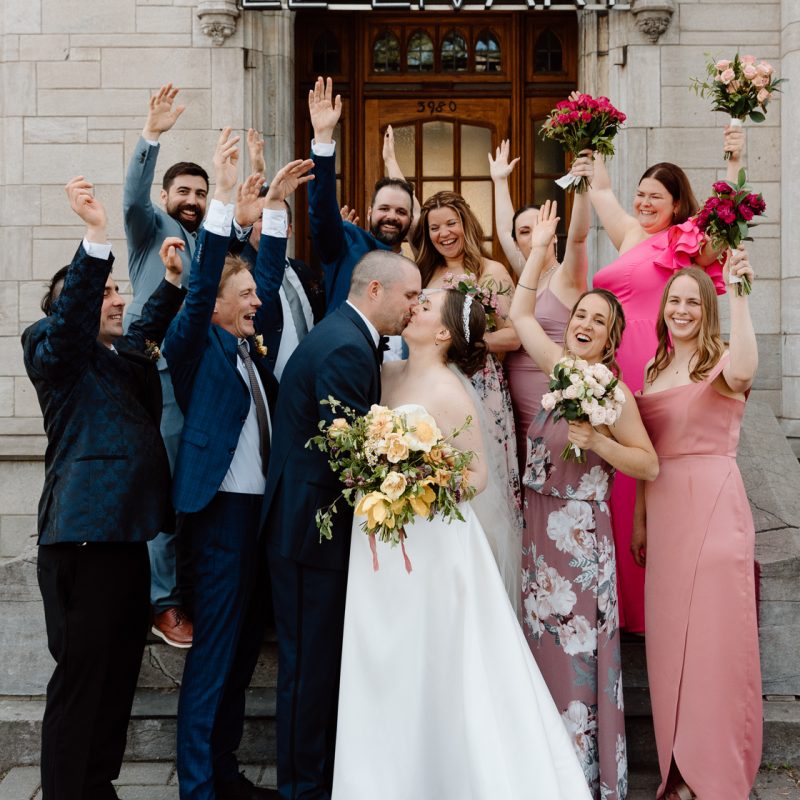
<box><xmin>462</xmin><ymin>295</ymin><xmax>473</xmax><ymax>344</ymax></box>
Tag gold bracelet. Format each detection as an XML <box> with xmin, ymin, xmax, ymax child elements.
<box><xmin>517</xmin><ymin>282</ymin><xmax>538</xmax><ymax>291</ymax></box>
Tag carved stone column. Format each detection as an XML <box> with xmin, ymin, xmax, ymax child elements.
<box><xmin>631</xmin><ymin>0</ymin><xmax>675</xmax><ymax>43</ymax></box>
<box><xmin>197</xmin><ymin>0</ymin><xmax>241</xmax><ymax>47</ymax></box>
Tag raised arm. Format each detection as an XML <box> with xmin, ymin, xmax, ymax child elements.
<box><xmin>554</xmin><ymin>156</ymin><xmax>592</xmax><ymax>294</ymax></box>
<box><xmin>724</xmin><ymin>123</ymin><xmax>745</xmax><ymax>182</ymax></box>
<box><xmin>720</xmin><ymin>247</ymin><xmax>758</xmax><ymax>394</ymax></box>
<box><xmin>383</xmin><ymin>125</ymin><xmax>420</xmax><ymax>239</ymax></box>
<box><xmin>508</xmin><ymin>201</ymin><xmax>565</xmax><ymax>374</ymax></box>
<box><xmin>581</xmin><ymin>153</ymin><xmax>639</xmax><ymax>252</ymax></box>
<box><xmin>489</xmin><ymin>139</ymin><xmax>521</xmax><ymax>270</ymax></box>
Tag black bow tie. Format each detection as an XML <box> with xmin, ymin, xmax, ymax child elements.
<box><xmin>377</xmin><ymin>336</ymin><xmax>390</xmax><ymax>365</ymax></box>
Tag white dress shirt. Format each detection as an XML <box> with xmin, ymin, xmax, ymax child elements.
<box><xmin>345</xmin><ymin>301</ymin><xmax>380</xmax><ymax>349</ymax></box>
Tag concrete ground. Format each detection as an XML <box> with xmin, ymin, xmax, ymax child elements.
<box><xmin>1</xmin><ymin>764</ymin><xmax>798</xmax><ymax>799</ymax></box>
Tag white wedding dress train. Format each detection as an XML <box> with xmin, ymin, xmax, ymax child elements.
<box><xmin>332</xmin><ymin>425</ymin><xmax>591</xmax><ymax>800</ymax></box>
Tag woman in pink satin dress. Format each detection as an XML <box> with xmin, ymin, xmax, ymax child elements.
<box><xmin>635</xmin><ymin>256</ymin><xmax>761</xmax><ymax>800</ymax></box>
<box><xmin>489</xmin><ymin>140</ymin><xmax>591</xmax><ymax>476</ymax></box>
<box><xmin>577</xmin><ymin>127</ymin><xmax>744</xmax><ymax>632</ymax></box>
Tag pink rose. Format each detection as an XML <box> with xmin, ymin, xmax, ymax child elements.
<box><xmin>741</xmin><ymin>54</ymin><xmax>757</xmax><ymax>65</ymax></box>
<box><xmin>712</xmin><ymin>181</ymin><xmax>731</xmax><ymax>194</ymax></box>
<box><xmin>743</xmin><ymin>64</ymin><xmax>758</xmax><ymax>80</ymax></box>
<box><xmin>752</xmin><ymin>74</ymin><xmax>769</xmax><ymax>89</ymax></box>
<box><xmin>757</xmin><ymin>61</ymin><xmax>774</xmax><ymax>77</ymax></box>
<box><xmin>739</xmin><ymin>205</ymin><xmax>754</xmax><ymax>222</ymax></box>
<box><xmin>720</xmin><ymin>68</ymin><xmax>735</xmax><ymax>84</ymax></box>
<box><xmin>715</xmin><ymin>59</ymin><xmax>732</xmax><ymax>71</ymax></box>
<box><xmin>757</xmin><ymin>88</ymin><xmax>771</xmax><ymax>104</ymax></box>
<box><xmin>716</xmin><ymin>200</ymin><xmax>736</xmax><ymax>225</ymax></box>
<box><xmin>581</xmin><ymin>110</ymin><xmax>592</xmax><ymax>122</ymax></box>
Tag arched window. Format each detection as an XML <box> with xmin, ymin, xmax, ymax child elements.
<box><xmin>312</xmin><ymin>30</ymin><xmax>340</xmax><ymax>75</ymax></box>
<box><xmin>373</xmin><ymin>30</ymin><xmax>401</xmax><ymax>73</ymax></box>
<box><xmin>475</xmin><ymin>30</ymin><xmax>501</xmax><ymax>73</ymax></box>
<box><xmin>407</xmin><ymin>30</ymin><xmax>434</xmax><ymax>72</ymax></box>
<box><xmin>441</xmin><ymin>30</ymin><xmax>468</xmax><ymax>73</ymax></box>
<box><xmin>534</xmin><ymin>29</ymin><xmax>563</xmax><ymax>74</ymax></box>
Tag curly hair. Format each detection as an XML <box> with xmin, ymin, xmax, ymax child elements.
<box><xmin>639</xmin><ymin>162</ymin><xmax>698</xmax><ymax>225</ymax></box>
<box><xmin>440</xmin><ymin>289</ymin><xmax>488</xmax><ymax>377</ymax></box>
<box><xmin>646</xmin><ymin>267</ymin><xmax>725</xmax><ymax>385</ymax></box>
<box><xmin>565</xmin><ymin>289</ymin><xmax>626</xmax><ymax>378</ymax></box>
<box><xmin>413</xmin><ymin>191</ymin><xmax>489</xmax><ymax>289</ymax></box>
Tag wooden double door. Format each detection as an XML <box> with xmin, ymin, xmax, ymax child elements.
<box><xmin>293</xmin><ymin>10</ymin><xmax>578</xmax><ymax>263</ymax></box>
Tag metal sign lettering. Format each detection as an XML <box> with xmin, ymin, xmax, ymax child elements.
<box><xmin>243</xmin><ymin>0</ymin><xmax>627</xmax><ymax>9</ymax></box>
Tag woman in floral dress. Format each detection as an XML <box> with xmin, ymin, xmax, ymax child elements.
<box><xmin>509</xmin><ymin>202</ymin><xmax>659</xmax><ymax>800</ymax></box>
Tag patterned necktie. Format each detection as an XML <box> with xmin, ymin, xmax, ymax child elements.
<box><xmin>237</xmin><ymin>342</ymin><xmax>270</xmax><ymax>476</ymax></box>
<box><xmin>282</xmin><ymin>269</ymin><xmax>308</xmax><ymax>340</ymax></box>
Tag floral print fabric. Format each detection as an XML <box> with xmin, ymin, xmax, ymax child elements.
<box><xmin>522</xmin><ymin>411</ymin><xmax>627</xmax><ymax>800</ymax></box>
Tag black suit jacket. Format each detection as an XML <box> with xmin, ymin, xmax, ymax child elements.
<box><xmin>261</xmin><ymin>303</ymin><xmax>381</xmax><ymax>570</ymax></box>
<box><xmin>22</xmin><ymin>243</ymin><xmax>185</xmax><ymax>545</ymax></box>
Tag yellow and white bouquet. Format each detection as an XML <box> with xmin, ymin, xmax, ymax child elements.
<box><xmin>307</xmin><ymin>398</ymin><xmax>475</xmax><ymax>570</ymax></box>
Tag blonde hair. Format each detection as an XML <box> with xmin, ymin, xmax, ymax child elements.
<box><xmin>565</xmin><ymin>289</ymin><xmax>626</xmax><ymax>377</ymax></box>
<box><xmin>217</xmin><ymin>255</ymin><xmax>251</xmax><ymax>296</ymax></box>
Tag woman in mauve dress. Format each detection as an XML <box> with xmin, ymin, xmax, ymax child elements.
<box><xmin>490</xmin><ymin>139</ymin><xmax>591</xmax><ymax>477</ymax></box>
<box><xmin>576</xmin><ymin>125</ymin><xmax>744</xmax><ymax>633</ymax></box>
<box><xmin>634</xmin><ymin>255</ymin><xmax>761</xmax><ymax>800</ymax></box>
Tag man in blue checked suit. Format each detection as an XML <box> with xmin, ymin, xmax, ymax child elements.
<box><xmin>164</xmin><ymin>137</ymin><xmax>314</xmax><ymax>800</ymax></box>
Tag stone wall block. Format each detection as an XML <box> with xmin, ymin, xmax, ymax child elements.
<box><xmin>783</xmin><ymin>335</ymin><xmax>800</xmax><ymax>378</ymax></box>
<box><xmin>23</xmin><ymin>143</ymin><xmax>122</xmax><ymax>184</ymax></box>
<box><xmin>136</xmin><ymin>5</ymin><xmax>192</xmax><ymax>33</ymax></box>
<box><xmin>24</xmin><ymin>117</ymin><xmax>87</xmax><ymax>145</ymax></box>
<box><xmin>14</xmin><ymin>380</ymin><xmax>40</xmax><ymax>418</ymax></box>
<box><xmin>0</xmin><ymin>516</ymin><xmax>37</xmax><ymax>559</ymax></box>
<box><xmin>123</xmin><ymin>129</ymin><xmax>220</xmax><ymax>185</ymax></box>
<box><xmin>782</xmin><ymin>377</ymin><xmax>800</xmax><ymax>419</ymax></box>
<box><xmin>18</xmin><ymin>34</ymin><xmax>69</xmax><ymax>61</ymax></box>
<box><xmin>0</xmin><ymin>337</ymin><xmax>27</xmax><ymax>378</ymax></box>
<box><xmin>38</xmin><ymin>88</ymin><xmax>149</xmax><ymax>117</ymax></box>
<box><xmin>0</xmin><ymin>378</ymin><xmax>13</xmax><ymax>417</ymax></box>
<box><xmin>69</xmin><ymin>33</ymin><xmax>191</xmax><ymax>48</ymax></box>
<box><xmin>89</xmin><ymin>115</ymin><xmax>148</xmax><ymax>131</ymax></box>
<box><xmin>680</xmin><ymin>3</ymin><xmax>780</xmax><ymax>33</ymax></box>
<box><xmin>42</xmin><ymin>0</ymin><xmax>136</xmax><ymax>33</ymax></box>
<box><xmin>680</xmin><ymin>31</ymin><xmax>779</xmax><ymax>47</ymax></box>
<box><xmin>211</xmin><ymin>48</ymin><xmax>245</xmax><ymax>130</ymax></box>
<box><xmin>0</xmin><ymin>229</ymin><xmax>33</xmax><ymax>282</ymax></box>
<box><xmin>19</xmin><ymin>283</ymin><xmax>45</xmax><ymax>325</ymax></box>
<box><xmin>68</xmin><ymin>47</ymin><xmax>101</xmax><ymax>61</ymax></box>
<box><xmin>32</xmin><ymin>239</ymin><xmax>82</xmax><ymax>280</ymax></box>
<box><xmin>0</xmin><ymin>186</ymin><xmax>42</xmax><ymax>228</ymax></box>
<box><xmin>101</xmin><ymin>48</ymin><xmax>210</xmax><ymax>89</ymax></box>
<box><xmin>660</xmin><ymin>86</ymin><xmax>719</xmax><ymax>127</ymax></box>
<box><xmin>743</xmin><ymin>234</ymin><xmax>781</xmax><ymax>281</ymax></box>
<box><xmin>5</xmin><ymin>0</ymin><xmax>42</xmax><ymax>34</ymax></box>
<box><xmin>621</xmin><ymin>46</ymin><xmax>660</xmax><ymax>128</ymax></box>
<box><xmin>1</xmin><ymin>117</ymin><xmax>24</xmax><ymax>185</ymax></box>
<box><xmin>1</xmin><ymin>63</ymin><xmax>37</xmax><ymax>118</ymax></box>
<box><xmin>88</xmin><ymin>130</ymin><xmax>125</xmax><ymax>144</ymax></box>
<box><xmin>0</xmin><ymin>284</ymin><xmax>19</xmax><ymax>338</ymax></box>
<box><xmin>659</xmin><ymin>44</ymin><xmax>779</xmax><ymax>88</ymax></box>
<box><xmin>646</xmin><ymin>127</ymin><xmax>726</xmax><ymax>169</ymax></box>
<box><xmin>751</xmin><ymin>334</ymin><xmax>782</xmax><ymax>391</ymax></box>
<box><xmin>37</xmin><ymin>60</ymin><xmax>100</xmax><ymax>90</ymax></box>
<box><xmin>782</xmin><ymin>278</ymin><xmax>800</xmax><ymax>331</ymax></box>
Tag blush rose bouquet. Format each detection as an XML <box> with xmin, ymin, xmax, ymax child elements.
<box><xmin>539</xmin><ymin>93</ymin><xmax>627</xmax><ymax>193</ymax></box>
<box><xmin>541</xmin><ymin>357</ymin><xmax>625</xmax><ymax>463</ymax></box>
<box><xmin>694</xmin><ymin>169</ymin><xmax>766</xmax><ymax>295</ymax></box>
<box><xmin>691</xmin><ymin>54</ymin><xmax>784</xmax><ymax>159</ymax></box>
<box><xmin>307</xmin><ymin>398</ymin><xmax>475</xmax><ymax>571</ymax></box>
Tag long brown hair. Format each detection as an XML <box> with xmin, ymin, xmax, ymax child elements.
<box><xmin>646</xmin><ymin>267</ymin><xmax>725</xmax><ymax>384</ymax></box>
<box><xmin>639</xmin><ymin>162</ymin><xmax>698</xmax><ymax>225</ymax></box>
<box><xmin>565</xmin><ymin>289</ymin><xmax>626</xmax><ymax>377</ymax></box>
<box><xmin>440</xmin><ymin>289</ymin><xmax>488</xmax><ymax>376</ymax></box>
<box><xmin>414</xmin><ymin>191</ymin><xmax>489</xmax><ymax>288</ymax></box>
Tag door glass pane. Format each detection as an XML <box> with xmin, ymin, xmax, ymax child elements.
<box><xmin>533</xmin><ymin>119</ymin><xmax>564</xmax><ymax>175</ymax></box>
<box><xmin>475</xmin><ymin>30</ymin><xmax>501</xmax><ymax>73</ymax></box>
<box><xmin>441</xmin><ymin>30</ymin><xmax>468</xmax><ymax>73</ymax></box>
<box><xmin>390</xmin><ymin>124</ymin><xmax>416</xmax><ymax>178</ymax></box>
<box><xmin>373</xmin><ymin>31</ymin><xmax>400</xmax><ymax>73</ymax></box>
<box><xmin>422</xmin><ymin>181</ymin><xmax>454</xmax><ymax>202</ymax></box>
<box><xmin>407</xmin><ymin>31</ymin><xmax>434</xmax><ymax>72</ymax></box>
<box><xmin>460</xmin><ymin>125</ymin><xmax>491</xmax><ymax>176</ymax></box>
<box><xmin>460</xmin><ymin>181</ymin><xmax>493</xmax><ymax>237</ymax></box>
<box><xmin>422</xmin><ymin>121</ymin><xmax>453</xmax><ymax>175</ymax></box>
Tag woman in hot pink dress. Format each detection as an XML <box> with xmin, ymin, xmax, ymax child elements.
<box><xmin>578</xmin><ymin>127</ymin><xmax>744</xmax><ymax>632</ymax></box>
<box><xmin>635</xmin><ymin>255</ymin><xmax>761</xmax><ymax>800</ymax></box>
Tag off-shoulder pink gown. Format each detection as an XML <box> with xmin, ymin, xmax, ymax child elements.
<box><xmin>592</xmin><ymin>222</ymin><xmax>724</xmax><ymax>632</ymax></box>
<box><xmin>636</xmin><ymin>355</ymin><xmax>762</xmax><ymax>800</ymax></box>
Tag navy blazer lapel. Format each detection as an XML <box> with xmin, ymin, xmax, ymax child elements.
<box><xmin>211</xmin><ymin>325</ymin><xmax>247</xmax><ymax>389</ymax></box>
<box><xmin>338</xmin><ymin>303</ymin><xmax>378</xmax><ymax>355</ymax></box>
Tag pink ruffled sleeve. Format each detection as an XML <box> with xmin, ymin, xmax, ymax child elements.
<box><xmin>653</xmin><ymin>219</ymin><xmax>727</xmax><ymax>295</ymax></box>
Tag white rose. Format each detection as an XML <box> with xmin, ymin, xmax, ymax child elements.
<box><xmin>541</xmin><ymin>392</ymin><xmax>557</xmax><ymax>411</ymax></box>
<box><xmin>564</xmin><ymin>384</ymin><xmax>581</xmax><ymax>400</ymax></box>
<box><xmin>590</xmin><ymin>407</ymin><xmax>606</xmax><ymax>427</ymax></box>
<box><xmin>401</xmin><ymin>407</ymin><xmax>442</xmax><ymax>452</ymax></box>
<box><xmin>613</xmin><ymin>386</ymin><xmax>625</xmax><ymax>404</ymax></box>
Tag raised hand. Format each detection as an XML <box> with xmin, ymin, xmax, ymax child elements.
<box><xmin>383</xmin><ymin>125</ymin><xmax>398</xmax><ymax>166</ymax></box>
<box><xmin>488</xmin><ymin>139</ymin><xmax>520</xmax><ymax>182</ymax></box>
<box><xmin>213</xmin><ymin>127</ymin><xmax>241</xmax><ymax>202</ymax></box>
<box><xmin>308</xmin><ymin>76</ymin><xmax>342</xmax><ymax>144</ymax></box>
<box><xmin>570</xmin><ymin>148</ymin><xmax>595</xmax><ymax>182</ymax></box>
<box><xmin>340</xmin><ymin>205</ymin><xmax>360</xmax><ymax>226</ymax></box>
<box><xmin>142</xmin><ymin>83</ymin><xmax>185</xmax><ymax>141</ymax></box>
<box><xmin>159</xmin><ymin>236</ymin><xmax>185</xmax><ymax>286</ymax></box>
<box><xmin>530</xmin><ymin>200</ymin><xmax>560</xmax><ymax>250</ymax></box>
<box><xmin>265</xmin><ymin>159</ymin><xmax>315</xmax><ymax>204</ymax></box>
<box><xmin>235</xmin><ymin>173</ymin><xmax>267</xmax><ymax>227</ymax></box>
<box><xmin>724</xmin><ymin>246</ymin><xmax>755</xmax><ymax>292</ymax></box>
<box><xmin>65</xmin><ymin>176</ymin><xmax>107</xmax><ymax>241</ymax></box>
<box><xmin>247</xmin><ymin>128</ymin><xmax>266</xmax><ymax>175</ymax></box>
<box><xmin>723</xmin><ymin>124</ymin><xmax>745</xmax><ymax>163</ymax></box>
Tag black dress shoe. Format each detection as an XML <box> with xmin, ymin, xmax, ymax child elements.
<box><xmin>215</xmin><ymin>771</ymin><xmax>280</xmax><ymax>800</ymax></box>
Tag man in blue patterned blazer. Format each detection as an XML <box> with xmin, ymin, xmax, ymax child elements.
<box><xmin>22</xmin><ymin>177</ymin><xmax>186</xmax><ymax>800</ymax></box>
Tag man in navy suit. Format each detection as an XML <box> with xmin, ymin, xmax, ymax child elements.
<box><xmin>23</xmin><ymin>177</ymin><xmax>185</xmax><ymax>800</ymax></box>
<box><xmin>263</xmin><ymin>249</ymin><xmax>421</xmax><ymax>800</ymax></box>
<box><xmin>164</xmin><ymin>135</ymin><xmax>314</xmax><ymax>800</ymax></box>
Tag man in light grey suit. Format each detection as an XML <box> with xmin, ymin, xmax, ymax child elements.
<box><xmin>123</xmin><ymin>83</ymin><xmax>209</xmax><ymax>648</ymax></box>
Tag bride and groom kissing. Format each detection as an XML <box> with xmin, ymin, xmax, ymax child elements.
<box><xmin>262</xmin><ymin>249</ymin><xmax>589</xmax><ymax>799</ymax></box>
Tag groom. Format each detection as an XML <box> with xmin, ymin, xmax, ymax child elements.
<box><xmin>262</xmin><ymin>250</ymin><xmax>421</xmax><ymax>799</ymax></box>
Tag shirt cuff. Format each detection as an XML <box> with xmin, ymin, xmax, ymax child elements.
<box><xmin>203</xmin><ymin>199</ymin><xmax>235</xmax><ymax>237</ymax></box>
<box><xmin>311</xmin><ymin>140</ymin><xmax>336</xmax><ymax>157</ymax></box>
<box><xmin>144</xmin><ymin>138</ymin><xmax>159</xmax><ymax>148</ymax></box>
<box><xmin>82</xmin><ymin>239</ymin><xmax>112</xmax><ymax>260</ymax></box>
<box><xmin>232</xmin><ymin>217</ymin><xmax>252</xmax><ymax>242</ymax></box>
<box><xmin>263</xmin><ymin>209</ymin><xmax>288</xmax><ymax>238</ymax></box>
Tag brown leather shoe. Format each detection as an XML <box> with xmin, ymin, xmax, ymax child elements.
<box><xmin>151</xmin><ymin>607</ymin><xmax>193</xmax><ymax>648</ymax></box>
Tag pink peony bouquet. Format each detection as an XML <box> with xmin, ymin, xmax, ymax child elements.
<box><xmin>541</xmin><ymin>357</ymin><xmax>625</xmax><ymax>463</ymax></box>
<box><xmin>691</xmin><ymin>54</ymin><xmax>784</xmax><ymax>159</ymax></box>
<box><xmin>539</xmin><ymin>94</ymin><xmax>626</xmax><ymax>193</ymax></box>
<box><xmin>694</xmin><ymin>169</ymin><xmax>765</xmax><ymax>296</ymax></box>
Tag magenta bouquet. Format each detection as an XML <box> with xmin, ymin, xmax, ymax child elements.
<box><xmin>540</xmin><ymin>94</ymin><xmax>626</xmax><ymax>193</ymax></box>
<box><xmin>695</xmin><ymin>169</ymin><xmax>765</xmax><ymax>295</ymax></box>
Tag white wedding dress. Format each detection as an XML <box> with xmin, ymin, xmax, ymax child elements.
<box><xmin>331</xmin><ymin>405</ymin><xmax>591</xmax><ymax>800</ymax></box>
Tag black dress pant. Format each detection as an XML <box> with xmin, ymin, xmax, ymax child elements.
<box><xmin>37</xmin><ymin>542</ymin><xmax>150</xmax><ymax>800</ymax></box>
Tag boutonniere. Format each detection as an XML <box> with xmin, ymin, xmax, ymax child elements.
<box><xmin>254</xmin><ymin>334</ymin><xmax>268</xmax><ymax>358</ymax></box>
<box><xmin>144</xmin><ymin>340</ymin><xmax>162</xmax><ymax>361</ymax></box>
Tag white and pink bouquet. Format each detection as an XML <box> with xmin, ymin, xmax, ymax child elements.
<box><xmin>691</xmin><ymin>54</ymin><xmax>784</xmax><ymax>159</ymax></box>
<box><xmin>539</xmin><ymin>94</ymin><xmax>626</xmax><ymax>193</ymax></box>
<box><xmin>307</xmin><ymin>398</ymin><xmax>475</xmax><ymax>571</ymax></box>
<box><xmin>442</xmin><ymin>271</ymin><xmax>508</xmax><ymax>331</ymax></box>
<box><xmin>541</xmin><ymin>357</ymin><xmax>625</xmax><ymax>463</ymax></box>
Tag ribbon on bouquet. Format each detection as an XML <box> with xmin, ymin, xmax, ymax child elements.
<box><xmin>554</xmin><ymin>172</ymin><xmax>581</xmax><ymax>190</ymax></box>
<box><xmin>368</xmin><ymin>530</ymin><xmax>413</xmax><ymax>574</ymax></box>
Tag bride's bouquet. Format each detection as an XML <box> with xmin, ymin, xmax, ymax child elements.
<box><xmin>539</xmin><ymin>93</ymin><xmax>626</xmax><ymax>193</ymax></box>
<box><xmin>691</xmin><ymin>54</ymin><xmax>783</xmax><ymax>159</ymax></box>
<box><xmin>541</xmin><ymin>357</ymin><xmax>625</xmax><ymax>463</ymax></box>
<box><xmin>442</xmin><ymin>271</ymin><xmax>508</xmax><ymax>331</ymax></box>
<box><xmin>694</xmin><ymin>169</ymin><xmax>766</xmax><ymax>295</ymax></box>
<box><xmin>307</xmin><ymin>399</ymin><xmax>476</xmax><ymax>570</ymax></box>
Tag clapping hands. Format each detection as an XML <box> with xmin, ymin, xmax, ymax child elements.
<box><xmin>65</xmin><ymin>177</ymin><xmax>107</xmax><ymax>243</ymax></box>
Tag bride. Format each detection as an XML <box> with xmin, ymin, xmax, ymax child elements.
<box><xmin>332</xmin><ymin>288</ymin><xmax>591</xmax><ymax>800</ymax></box>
